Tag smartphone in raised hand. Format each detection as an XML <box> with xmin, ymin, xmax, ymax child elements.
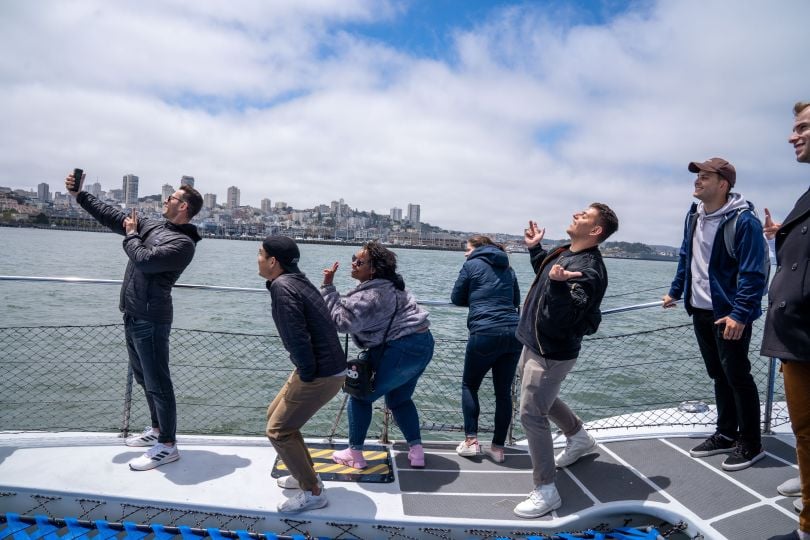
<box><xmin>69</xmin><ymin>168</ymin><xmax>84</xmax><ymax>193</ymax></box>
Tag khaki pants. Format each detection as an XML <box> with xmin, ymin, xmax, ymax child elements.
<box><xmin>518</xmin><ymin>347</ymin><xmax>583</xmax><ymax>487</ymax></box>
<box><xmin>783</xmin><ymin>361</ymin><xmax>810</xmax><ymax>533</ymax></box>
<box><xmin>266</xmin><ymin>371</ymin><xmax>344</xmax><ymax>492</ymax></box>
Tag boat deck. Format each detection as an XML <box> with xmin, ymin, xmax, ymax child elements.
<box><xmin>0</xmin><ymin>430</ymin><xmax>800</xmax><ymax>539</ymax></box>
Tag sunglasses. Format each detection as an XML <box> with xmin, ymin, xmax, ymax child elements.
<box><xmin>167</xmin><ymin>194</ymin><xmax>186</xmax><ymax>204</ymax></box>
<box><xmin>351</xmin><ymin>255</ymin><xmax>368</xmax><ymax>267</ymax></box>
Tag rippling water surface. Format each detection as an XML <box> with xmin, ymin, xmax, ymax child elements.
<box><xmin>0</xmin><ymin>227</ymin><xmax>689</xmax><ymax>335</ymax></box>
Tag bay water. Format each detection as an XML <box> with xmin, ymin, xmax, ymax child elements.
<box><xmin>0</xmin><ymin>227</ymin><xmax>688</xmax><ymax>335</ymax></box>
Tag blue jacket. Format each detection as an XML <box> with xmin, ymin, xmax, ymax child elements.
<box><xmin>668</xmin><ymin>201</ymin><xmax>767</xmax><ymax>324</ymax></box>
<box><xmin>451</xmin><ymin>245</ymin><xmax>520</xmax><ymax>333</ymax></box>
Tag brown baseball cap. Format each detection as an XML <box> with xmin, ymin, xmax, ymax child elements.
<box><xmin>688</xmin><ymin>157</ymin><xmax>736</xmax><ymax>188</ymax></box>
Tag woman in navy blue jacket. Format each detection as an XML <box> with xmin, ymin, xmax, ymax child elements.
<box><xmin>451</xmin><ymin>236</ymin><xmax>521</xmax><ymax>462</ymax></box>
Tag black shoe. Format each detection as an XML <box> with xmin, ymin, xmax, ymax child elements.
<box><xmin>689</xmin><ymin>433</ymin><xmax>736</xmax><ymax>457</ymax></box>
<box><xmin>765</xmin><ymin>531</ymin><xmax>799</xmax><ymax>540</ymax></box>
<box><xmin>721</xmin><ymin>443</ymin><xmax>765</xmax><ymax>471</ymax></box>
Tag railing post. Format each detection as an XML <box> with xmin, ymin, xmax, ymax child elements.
<box><xmin>763</xmin><ymin>356</ymin><xmax>778</xmax><ymax>434</ymax></box>
<box><xmin>327</xmin><ymin>334</ymin><xmax>352</xmax><ymax>442</ymax></box>
<box><xmin>121</xmin><ymin>364</ymin><xmax>134</xmax><ymax>438</ymax></box>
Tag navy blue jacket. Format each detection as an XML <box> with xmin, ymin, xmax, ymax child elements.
<box><xmin>267</xmin><ymin>272</ymin><xmax>346</xmax><ymax>382</ymax></box>
<box><xmin>451</xmin><ymin>245</ymin><xmax>520</xmax><ymax>333</ymax></box>
<box><xmin>668</xmin><ymin>201</ymin><xmax>767</xmax><ymax>324</ymax></box>
<box><xmin>516</xmin><ymin>244</ymin><xmax>607</xmax><ymax>360</ymax></box>
<box><xmin>76</xmin><ymin>191</ymin><xmax>201</xmax><ymax>324</ymax></box>
<box><xmin>761</xmin><ymin>187</ymin><xmax>810</xmax><ymax>362</ymax></box>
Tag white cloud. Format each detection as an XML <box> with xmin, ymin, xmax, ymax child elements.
<box><xmin>1</xmin><ymin>0</ymin><xmax>808</xmax><ymax>245</ymax></box>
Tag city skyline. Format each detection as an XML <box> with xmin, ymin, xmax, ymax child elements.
<box><xmin>3</xmin><ymin>2</ymin><xmax>809</xmax><ymax>243</ymax></box>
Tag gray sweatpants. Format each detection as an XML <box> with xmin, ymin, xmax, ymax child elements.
<box><xmin>518</xmin><ymin>346</ymin><xmax>583</xmax><ymax>487</ymax></box>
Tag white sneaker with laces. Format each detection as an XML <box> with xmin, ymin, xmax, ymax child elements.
<box><xmin>513</xmin><ymin>483</ymin><xmax>562</xmax><ymax>518</ymax></box>
<box><xmin>128</xmin><ymin>443</ymin><xmax>179</xmax><ymax>471</ymax></box>
<box><xmin>277</xmin><ymin>489</ymin><xmax>328</xmax><ymax>513</ymax></box>
<box><xmin>277</xmin><ymin>475</ymin><xmax>324</xmax><ymax>490</ymax></box>
<box><xmin>125</xmin><ymin>426</ymin><xmax>159</xmax><ymax>447</ymax></box>
<box><xmin>456</xmin><ymin>440</ymin><xmax>481</xmax><ymax>457</ymax></box>
<box><xmin>555</xmin><ymin>428</ymin><xmax>597</xmax><ymax>467</ymax></box>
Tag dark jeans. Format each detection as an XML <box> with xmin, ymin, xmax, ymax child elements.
<box><xmin>124</xmin><ymin>314</ymin><xmax>176</xmax><ymax>444</ymax></box>
<box><xmin>691</xmin><ymin>309</ymin><xmax>761</xmax><ymax>446</ymax></box>
<box><xmin>348</xmin><ymin>330</ymin><xmax>434</xmax><ymax>449</ymax></box>
<box><xmin>461</xmin><ymin>329</ymin><xmax>521</xmax><ymax>446</ymax></box>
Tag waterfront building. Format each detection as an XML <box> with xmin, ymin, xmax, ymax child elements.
<box><xmin>204</xmin><ymin>193</ymin><xmax>217</xmax><ymax>210</ymax></box>
<box><xmin>390</xmin><ymin>207</ymin><xmax>402</xmax><ymax>221</ymax></box>
<box><xmin>274</xmin><ymin>201</ymin><xmax>287</xmax><ymax>210</ymax></box>
<box><xmin>161</xmin><ymin>184</ymin><xmax>174</xmax><ymax>202</ymax></box>
<box><xmin>37</xmin><ymin>183</ymin><xmax>50</xmax><ymax>203</ymax></box>
<box><xmin>226</xmin><ymin>186</ymin><xmax>240</xmax><ymax>209</ymax></box>
<box><xmin>261</xmin><ymin>198</ymin><xmax>272</xmax><ymax>214</ymax></box>
<box><xmin>122</xmin><ymin>174</ymin><xmax>138</xmax><ymax>208</ymax></box>
<box><xmin>89</xmin><ymin>182</ymin><xmax>102</xmax><ymax>198</ymax></box>
<box><xmin>180</xmin><ymin>176</ymin><xmax>195</xmax><ymax>187</ymax></box>
<box><xmin>108</xmin><ymin>188</ymin><xmax>124</xmax><ymax>203</ymax></box>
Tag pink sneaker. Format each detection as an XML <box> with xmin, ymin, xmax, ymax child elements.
<box><xmin>332</xmin><ymin>447</ymin><xmax>367</xmax><ymax>469</ymax></box>
<box><xmin>408</xmin><ymin>444</ymin><xmax>425</xmax><ymax>468</ymax></box>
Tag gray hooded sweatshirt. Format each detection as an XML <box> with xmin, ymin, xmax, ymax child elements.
<box><xmin>321</xmin><ymin>278</ymin><xmax>430</xmax><ymax>349</ymax></box>
<box><xmin>690</xmin><ymin>192</ymin><xmax>750</xmax><ymax>310</ymax></box>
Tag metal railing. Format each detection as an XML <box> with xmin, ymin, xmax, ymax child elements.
<box><xmin>0</xmin><ymin>275</ymin><xmax>787</xmax><ymax>443</ymax></box>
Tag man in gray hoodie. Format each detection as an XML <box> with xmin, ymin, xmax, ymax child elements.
<box><xmin>663</xmin><ymin>158</ymin><xmax>768</xmax><ymax>471</ymax></box>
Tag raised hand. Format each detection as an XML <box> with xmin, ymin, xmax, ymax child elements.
<box><xmin>124</xmin><ymin>208</ymin><xmax>138</xmax><ymax>235</ymax></box>
<box><xmin>322</xmin><ymin>261</ymin><xmax>339</xmax><ymax>286</ymax></box>
<box><xmin>524</xmin><ymin>220</ymin><xmax>546</xmax><ymax>248</ymax></box>
<box><xmin>548</xmin><ymin>263</ymin><xmax>582</xmax><ymax>281</ymax></box>
<box><xmin>763</xmin><ymin>208</ymin><xmax>781</xmax><ymax>240</ymax></box>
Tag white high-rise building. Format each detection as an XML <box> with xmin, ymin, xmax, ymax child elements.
<box><xmin>123</xmin><ymin>174</ymin><xmax>139</xmax><ymax>208</ymax></box>
<box><xmin>226</xmin><ymin>186</ymin><xmax>240</xmax><ymax>209</ymax></box>
<box><xmin>180</xmin><ymin>175</ymin><xmax>195</xmax><ymax>187</ymax></box>
<box><xmin>390</xmin><ymin>207</ymin><xmax>402</xmax><ymax>221</ymax></box>
<box><xmin>407</xmin><ymin>203</ymin><xmax>420</xmax><ymax>225</ymax></box>
<box><xmin>204</xmin><ymin>193</ymin><xmax>217</xmax><ymax>210</ymax></box>
<box><xmin>37</xmin><ymin>182</ymin><xmax>50</xmax><ymax>202</ymax></box>
<box><xmin>261</xmin><ymin>198</ymin><xmax>272</xmax><ymax>213</ymax></box>
<box><xmin>89</xmin><ymin>182</ymin><xmax>102</xmax><ymax>197</ymax></box>
<box><xmin>161</xmin><ymin>184</ymin><xmax>174</xmax><ymax>202</ymax></box>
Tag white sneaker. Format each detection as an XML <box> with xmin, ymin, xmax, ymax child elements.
<box><xmin>277</xmin><ymin>489</ymin><xmax>328</xmax><ymax>513</ymax></box>
<box><xmin>555</xmin><ymin>428</ymin><xmax>597</xmax><ymax>467</ymax></box>
<box><xmin>456</xmin><ymin>440</ymin><xmax>481</xmax><ymax>457</ymax></box>
<box><xmin>513</xmin><ymin>483</ymin><xmax>562</xmax><ymax>518</ymax></box>
<box><xmin>277</xmin><ymin>475</ymin><xmax>324</xmax><ymax>490</ymax></box>
<box><xmin>128</xmin><ymin>443</ymin><xmax>179</xmax><ymax>471</ymax></box>
<box><xmin>125</xmin><ymin>426</ymin><xmax>159</xmax><ymax>447</ymax></box>
<box><xmin>778</xmin><ymin>476</ymin><xmax>802</xmax><ymax>497</ymax></box>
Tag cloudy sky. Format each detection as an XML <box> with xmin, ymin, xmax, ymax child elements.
<box><xmin>1</xmin><ymin>0</ymin><xmax>808</xmax><ymax>244</ymax></box>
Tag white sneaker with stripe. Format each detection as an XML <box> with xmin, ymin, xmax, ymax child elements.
<box><xmin>128</xmin><ymin>443</ymin><xmax>179</xmax><ymax>471</ymax></box>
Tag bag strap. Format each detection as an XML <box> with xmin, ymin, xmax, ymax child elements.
<box><xmin>380</xmin><ymin>295</ymin><xmax>399</xmax><ymax>344</ymax></box>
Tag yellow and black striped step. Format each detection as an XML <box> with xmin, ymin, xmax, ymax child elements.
<box><xmin>272</xmin><ymin>442</ymin><xmax>393</xmax><ymax>483</ymax></box>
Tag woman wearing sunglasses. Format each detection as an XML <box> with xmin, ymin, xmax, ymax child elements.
<box><xmin>321</xmin><ymin>241</ymin><xmax>434</xmax><ymax>469</ymax></box>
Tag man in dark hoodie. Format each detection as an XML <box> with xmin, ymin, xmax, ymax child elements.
<box><xmin>258</xmin><ymin>236</ymin><xmax>345</xmax><ymax>514</ymax></box>
<box><xmin>65</xmin><ymin>171</ymin><xmax>203</xmax><ymax>471</ymax></box>
<box><xmin>513</xmin><ymin>203</ymin><xmax>618</xmax><ymax>519</ymax></box>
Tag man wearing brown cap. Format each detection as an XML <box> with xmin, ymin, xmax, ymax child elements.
<box><xmin>257</xmin><ymin>236</ymin><xmax>346</xmax><ymax>513</ymax></box>
<box><xmin>762</xmin><ymin>101</ymin><xmax>810</xmax><ymax>540</ymax></box>
<box><xmin>663</xmin><ymin>157</ymin><xmax>768</xmax><ymax>471</ymax></box>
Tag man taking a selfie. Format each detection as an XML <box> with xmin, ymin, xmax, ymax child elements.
<box><xmin>65</xmin><ymin>171</ymin><xmax>203</xmax><ymax>471</ymax></box>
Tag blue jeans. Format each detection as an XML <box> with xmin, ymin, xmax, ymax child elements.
<box><xmin>347</xmin><ymin>330</ymin><xmax>434</xmax><ymax>449</ymax></box>
<box><xmin>461</xmin><ymin>329</ymin><xmax>521</xmax><ymax>446</ymax></box>
<box><xmin>691</xmin><ymin>309</ymin><xmax>761</xmax><ymax>446</ymax></box>
<box><xmin>124</xmin><ymin>314</ymin><xmax>176</xmax><ymax>444</ymax></box>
